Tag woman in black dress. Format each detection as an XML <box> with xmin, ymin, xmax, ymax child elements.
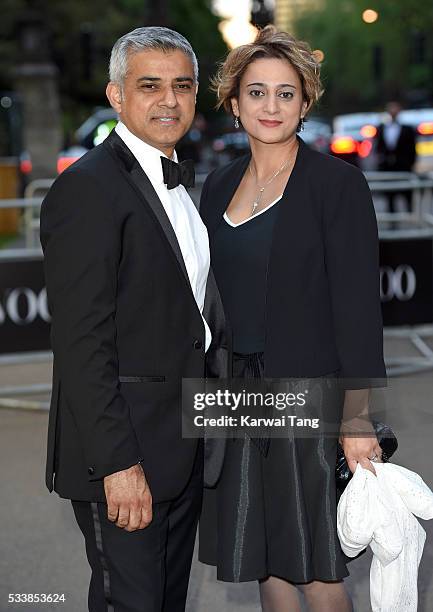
<box><xmin>199</xmin><ymin>26</ymin><xmax>386</xmax><ymax>611</ymax></box>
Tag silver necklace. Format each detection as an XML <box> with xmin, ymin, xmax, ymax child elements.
<box><xmin>249</xmin><ymin>157</ymin><xmax>292</xmax><ymax>216</ymax></box>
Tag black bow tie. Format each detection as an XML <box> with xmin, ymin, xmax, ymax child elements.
<box><xmin>161</xmin><ymin>157</ymin><xmax>195</xmax><ymax>190</ymax></box>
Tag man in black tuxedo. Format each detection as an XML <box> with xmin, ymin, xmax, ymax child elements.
<box><xmin>376</xmin><ymin>101</ymin><xmax>417</xmax><ymax>214</ymax></box>
<box><xmin>40</xmin><ymin>27</ymin><xmax>227</xmax><ymax>612</ymax></box>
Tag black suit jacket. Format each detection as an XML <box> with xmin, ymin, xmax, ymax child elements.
<box><xmin>201</xmin><ymin>137</ymin><xmax>386</xmax><ymax>383</ymax></box>
<box><xmin>376</xmin><ymin>123</ymin><xmax>416</xmax><ymax>171</ymax></box>
<box><xmin>40</xmin><ymin>131</ymin><xmax>229</xmax><ymax>503</ymax></box>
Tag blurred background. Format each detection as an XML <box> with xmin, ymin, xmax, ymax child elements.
<box><xmin>1</xmin><ymin>1</ymin><xmax>433</xmax><ymax>611</ymax></box>
<box><xmin>1</xmin><ymin>0</ymin><xmax>433</xmax><ymax>188</ymax></box>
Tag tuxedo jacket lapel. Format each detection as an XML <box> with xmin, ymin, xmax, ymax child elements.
<box><xmin>103</xmin><ymin>130</ymin><xmax>190</xmax><ymax>286</ymax></box>
<box><xmin>203</xmin><ymin>268</ymin><xmax>231</xmax><ymax>375</ymax></box>
<box><xmin>129</xmin><ymin>162</ymin><xmax>190</xmax><ymax>283</ymax></box>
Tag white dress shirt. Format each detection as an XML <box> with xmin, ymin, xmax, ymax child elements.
<box><xmin>337</xmin><ymin>462</ymin><xmax>433</xmax><ymax>612</ymax></box>
<box><xmin>384</xmin><ymin>121</ymin><xmax>402</xmax><ymax>150</ymax></box>
<box><xmin>115</xmin><ymin>122</ymin><xmax>211</xmax><ymax>351</ymax></box>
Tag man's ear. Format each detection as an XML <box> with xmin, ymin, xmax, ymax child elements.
<box><xmin>231</xmin><ymin>98</ymin><xmax>239</xmax><ymax>118</ymax></box>
<box><xmin>106</xmin><ymin>82</ymin><xmax>122</xmax><ymax>113</ymax></box>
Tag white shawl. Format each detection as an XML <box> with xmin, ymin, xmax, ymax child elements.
<box><xmin>337</xmin><ymin>462</ymin><xmax>433</xmax><ymax>611</ymax></box>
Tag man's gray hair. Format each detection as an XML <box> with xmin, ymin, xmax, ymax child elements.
<box><xmin>109</xmin><ymin>26</ymin><xmax>199</xmax><ymax>86</ymax></box>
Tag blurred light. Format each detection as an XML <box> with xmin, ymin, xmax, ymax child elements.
<box><xmin>20</xmin><ymin>157</ymin><xmax>32</xmax><ymax>175</ymax></box>
<box><xmin>360</xmin><ymin>124</ymin><xmax>377</xmax><ymax>138</ymax></box>
<box><xmin>219</xmin><ymin>18</ymin><xmax>258</xmax><ymax>49</ymax></box>
<box><xmin>93</xmin><ymin>120</ymin><xmax>117</xmax><ymax>146</ymax></box>
<box><xmin>362</xmin><ymin>9</ymin><xmax>379</xmax><ymax>23</ymax></box>
<box><xmin>0</xmin><ymin>96</ymin><xmax>12</xmax><ymax>109</ymax></box>
<box><xmin>313</xmin><ymin>49</ymin><xmax>325</xmax><ymax>63</ymax></box>
<box><xmin>212</xmin><ymin>0</ymin><xmax>250</xmax><ymax>20</ymax></box>
<box><xmin>418</xmin><ymin>122</ymin><xmax>433</xmax><ymax>135</ymax></box>
<box><xmin>331</xmin><ymin>136</ymin><xmax>357</xmax><ymax>154</ymax></box>
<box><xmin>358</xmin><ymin>140</ymin><xmax>373</xmax><ymax>158</ymax></box>
<box><xmin>416</xmin><ymin>141</ymin><xmax>433</xmax><ymax>156</ymax></box>
<box><xmin>213</xmin><ymin>138</ymin><xmax>226</xmax><ymax>152</ymax></box>
<box><xmin>57</xmin><ymin>156</ymin><xmax>80</xmax><ymax>174</ymax></box>
<box><xmin>189</xmin><ymin>128</ymin><xmax>201</xmax><ymax>142</ymax></box>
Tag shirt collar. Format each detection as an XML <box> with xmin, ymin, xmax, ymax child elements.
<box><xmin>114</xmin><ymin>121</ymin><xmax>178</xmax><ymax>184</ymax></box>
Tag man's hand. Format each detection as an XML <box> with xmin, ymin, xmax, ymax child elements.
<box><xmin>103</xmin><ymin>464</ymin><xmax>152</xmax><ymax>531</ymax></box>
<box><xmin>339</xmin><ymin>418</ymin><xmax>382</xmax><ymax>476</ymax></box>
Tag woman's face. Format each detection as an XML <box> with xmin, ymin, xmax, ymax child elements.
<box><xmin>231</xmin><ymin>57</ymin><xmax>308</xmax><ymax>146</ymax></box>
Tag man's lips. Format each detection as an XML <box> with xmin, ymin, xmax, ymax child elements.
<box><xmin>153</xmin><ymin>116</ymin><xmax>179</xmax><ymax>123</ymax></box>
<box><xmin>259</xmin><ymin>119</ymin><xmax>282</xmax><ymax>128</ymax></box>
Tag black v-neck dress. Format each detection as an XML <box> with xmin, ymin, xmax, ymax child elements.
<box><xmin>199</xmin><ymin>200</ymin><xmax>352</xmax><ymax>584</ymax></box>
<box><xmin>198</xmin><ymin>139</ymin><xmax>385</xmax><ymax>585</ymax></box>
<box><xmin>212</xmin><ymin>201</ymin><xmax>281</xmax><ymax>354</ymax></box>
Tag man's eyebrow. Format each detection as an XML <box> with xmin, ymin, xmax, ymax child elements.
<box><xmin>137</xmin><ymin>76</ymin><xmax>161</xmax><ymax>82</ymax></box>
<box><xmin>246</xmin><ymin>82</ymin><xmax>297</xmax><ymax>88</ymax></box>
<box><xmin>136</xmin><ymin>76</ymin><xmax>194</xmax><ymax>83</ymax></box>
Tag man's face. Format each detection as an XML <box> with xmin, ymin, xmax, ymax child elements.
<box><xmin>106</xmin><ymin>48</ymin><xmax>197</xmax><ymax>156</ymax></box>
<box><xmin>386</xmin><ymin>102</ymin><xmax>401</xmax><ymax>121</ymax></box>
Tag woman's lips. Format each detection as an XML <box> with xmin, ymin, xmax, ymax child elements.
<box><xmin>259</xmin><ymin>119</ymin><xmax>283</xmax><ymax>128</ymax></box>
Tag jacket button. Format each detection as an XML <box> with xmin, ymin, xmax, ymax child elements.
<box><xmin>193</xmin><ymin>339</ymin><xmax>203</xmax><ymax>350</ymax></box>
<box><xmin>88</xmin><ymin>467</ymin><xmax>94</xmax><ymax>476</ymax></box>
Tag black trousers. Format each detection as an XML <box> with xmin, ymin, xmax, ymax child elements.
<box><xmin>72</xmin><ymin>442</ymin><xmax>203</xmax><ymax>612</ymax></box>
<box><xmin>388</xmin><ymin>189</ymin><xmax>412</xmax><ymax>214</ymax></box>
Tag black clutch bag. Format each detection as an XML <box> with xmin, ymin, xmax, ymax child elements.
<box><xmin>336</xmin><ymin>420</ymin><xmax>398</xmax><ymax>492</ymax></box>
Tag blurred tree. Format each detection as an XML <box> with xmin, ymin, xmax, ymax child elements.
<box><xmin>0</xmin><ymin>0</ymin><xmax>227</xmax><ymax>138</ymax></box>
<box><xmin>292</xmin><ymin>0</ymin><xmax>433</xmax><ymax>114</ymax></box>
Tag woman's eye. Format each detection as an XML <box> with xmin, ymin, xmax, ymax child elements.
<box><xmin>279</xmin><ymin>91</ymin><xmax>294</xmax><ymax>99</ymax></box>
<box><xmin>249</xmin><ymin>90</ymin><xmax>264</xmax><ymax>97</ymax></box>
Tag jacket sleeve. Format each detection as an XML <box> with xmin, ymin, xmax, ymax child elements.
<box><xmin>324</xmin><ymin>164</ymin><xmax>386</xmax><ymax>388</ymax></box>
<box><xmin>40</xmin><ymin>168</ymin><xmax>142</xmax><ymax>481</ymax></box>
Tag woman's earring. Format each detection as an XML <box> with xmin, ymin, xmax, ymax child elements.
<box><xmin>299</xmin><ymin>117</ymin><xmax>305</xmax><ymax>132</ymax></box>
<box><xmin>234</xmin><ymin>116</ymin><xmax>240</xmax><ymax>129</ymax></box>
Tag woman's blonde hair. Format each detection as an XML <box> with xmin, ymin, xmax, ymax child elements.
<box><xmin>212</xmin><ymin>25</ymin><xmax>323</xmax><ymax>116</ymax></box>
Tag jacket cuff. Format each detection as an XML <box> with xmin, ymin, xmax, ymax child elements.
<box><xmin>87</xmin><ymin>455</ymin><xmax>144</xmax><ymax>481</ymax></box>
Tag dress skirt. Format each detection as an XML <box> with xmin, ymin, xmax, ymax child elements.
<box><xmin>198</xmin><ymin>352</ymin><xmax>354</xmax><ymax>584</ymax></box>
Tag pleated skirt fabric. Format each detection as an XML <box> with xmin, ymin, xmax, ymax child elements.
<box><xmin>198</xmin><ymin>352</ymin><xmax>353</xmax><ymax>584</ymax></box>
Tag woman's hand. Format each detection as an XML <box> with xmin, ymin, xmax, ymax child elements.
<box><xmin>339</xmin><ymin>418</ymin><xmax>382</xmax><ymax>475</ymax></box>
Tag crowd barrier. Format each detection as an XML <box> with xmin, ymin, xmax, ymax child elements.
<box><xmin>0</xmin><ymin>181</ymin><xmax>52</xmax><ymax>406</ymax></box>
<box><xmin>0</xmin><ymin>247</ymin><xmax>52</xmax><ymax>405</ymax></box>
<box><xmin>366</xmin><ymin>171</ymin><xmax>433</xmax><ymax>375</ymax></box>
<box><xmin>1</xmin><ymin>173</ymin><xmax>433</xmax><ymax>408</ymax></box>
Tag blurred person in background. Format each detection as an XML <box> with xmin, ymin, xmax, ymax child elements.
<box><xmin>376</xmin><ymin>101</ymin><xmax>417</xmax><ymax>214</ymax></box>
<box><xmin>40</xmin><ymin>26</ymin><xmax>229</xmax><ymax>612</ymax></box>
<box><xmin>199</xmin><ymin>25</ymin><xmax>386</xmax><ymax>612</ymax></box>
<box><xmin>177</xmin><ymin>112</ymin><xmax>208</xmax><ymax>165</ymax></box>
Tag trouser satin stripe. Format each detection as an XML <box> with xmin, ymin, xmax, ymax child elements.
<box><xmin>91</xmin><ymin>502</ymin><xmax>114</xmax><ymax>612</ymax></box>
